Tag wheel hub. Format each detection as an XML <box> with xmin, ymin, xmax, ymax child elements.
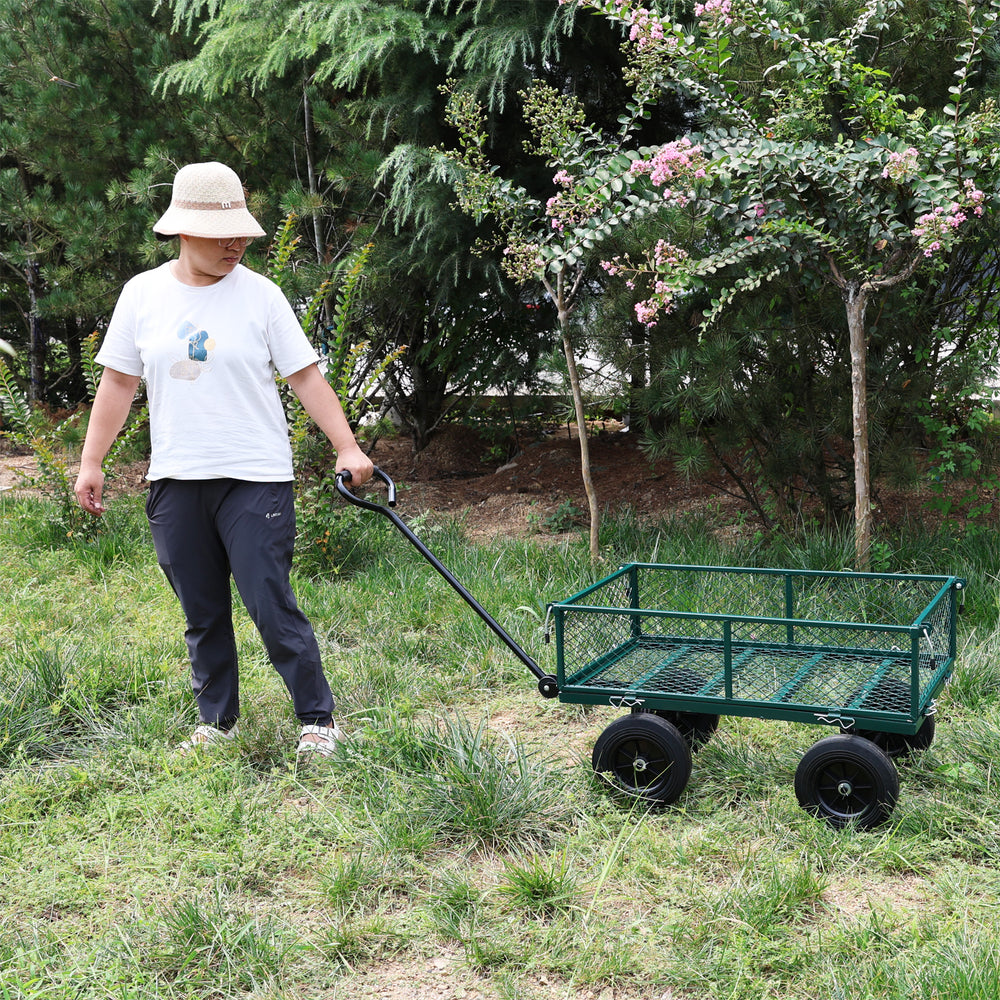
<box><xmin>837</xmin><ymin>779</ymin><xmax>854</xmax><ymax>797</ymax></box>
<box><xmin>633</xmin><ymin>756</ymin><xmax>649</xmax><ymax>773</ymax></box>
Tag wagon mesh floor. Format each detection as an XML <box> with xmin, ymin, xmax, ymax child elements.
<box><xmin>567</xmin><ymin>635</ymin><xmax>915</xmax><ymax>712</ymax></box>
<box><xmin>552</xmin><ymin>564</ymin><xmax>962</xmax><ymax>723</ymax></box>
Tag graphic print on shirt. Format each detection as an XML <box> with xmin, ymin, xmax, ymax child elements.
<box><xmin>169</xmin><ymin>320</ymin><xmax>216</xmax><ymax>381</ymax></box>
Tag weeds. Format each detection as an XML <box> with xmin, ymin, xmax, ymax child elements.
<box><xmin>0</xmin><ymin>334</ymin><xmax>148</xmax><ymax>544</ymax></box>
<box><xmin>3</xmin><ymin>498</ymin><xmax>1000</xmax><ymax>998</ymax></box>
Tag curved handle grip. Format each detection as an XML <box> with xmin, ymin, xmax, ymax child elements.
<box><xmin>335</xmin><ymin>465</ymin><xmax>396</xmax><ymax>510</ymax></box>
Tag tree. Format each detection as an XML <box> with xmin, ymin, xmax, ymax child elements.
<box><xmin>157</xmin><ymin>0</ymin><xmax>684</xmax><ymax>450</ymax></box>
<box><xmin>438</xmin><ymin>76</ymin><xmax>672</xmax><ymax>561</ymax></box>
<box><xmin>547</xmin><ymin>0</ymin><xmax>1000</xmax><ymax>567</ymax></box>
<box><xmin>0</xmin><ymin>0</ymin><xmax>298</xmax><ymax>405</ymax></box>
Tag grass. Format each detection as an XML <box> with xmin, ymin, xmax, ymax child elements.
<box><xmin>2</xmin><ymin>489</ymin><xmax>1000</xmax><ymax>998</ymax></box>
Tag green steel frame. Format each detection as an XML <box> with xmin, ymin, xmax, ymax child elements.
<box><xmin>551</xmin><ymin>564</ymin><xmax>966</xmax><ymax>735</ymax></box>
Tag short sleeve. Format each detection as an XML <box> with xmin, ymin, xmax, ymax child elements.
<box><xmin>94</xmin><ymin>279</ymin><xmax>144</xmax><ymax>377</ymax></box>
<box><xmin>263</xmin><ymin>281</ymin><xmax>321</xmax><ymax>378</ymax></box>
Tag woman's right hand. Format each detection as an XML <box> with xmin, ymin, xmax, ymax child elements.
<box><xmin>74</xmin><ymin>464</ymin><xmax>106</xmax><ymax>515</ymax></box>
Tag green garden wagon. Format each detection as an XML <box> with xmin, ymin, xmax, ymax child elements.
<box><xmin>550</xmin><ymin>562</ymin><xmax>965</xmax><ymax>829</ymax></box>
<box><xmin>339</xmin><ymin>469</ymin><xmax>966</xmax><ymax>830</ymax></box>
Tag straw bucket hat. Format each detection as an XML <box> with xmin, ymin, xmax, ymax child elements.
<box><xmin>153</xmin><ymin>162</ymin><xmax>266</xmax><ymax>239</ymax></box>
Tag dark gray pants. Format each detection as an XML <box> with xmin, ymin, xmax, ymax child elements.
<box><xmin>146</xmin><ymin>479</ymin><xmax>334</xmax><ymax>731</ymax></box>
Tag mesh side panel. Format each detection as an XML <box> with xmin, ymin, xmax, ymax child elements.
<box><xmin>608</xmin><ymin>566</ymin><xmax>952</xmax><ymax>628</ymax></box>
<box><xmin>556</xmin><ymin>567</ymin><xmax>956</xmax><ymax>713</ymax></box>
<box><xmin>632</xmin><ymin>567</ymin><xmax>788</xmax><ymax>618</ymax></box>
<box><xmin>788</xmin><ymin>574</ymin><xmax>945</xmax><ymax>626</ymax></box>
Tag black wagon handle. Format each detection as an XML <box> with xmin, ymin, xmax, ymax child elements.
<box><xmin>336</xmin><ymin>465</ymin><xmax>398</xmax><ymax>509</ymax></box>
<box><xmin>335</xmin><ymin>466</ymin><xmax>559</xmax><ymax>699</ymax></box>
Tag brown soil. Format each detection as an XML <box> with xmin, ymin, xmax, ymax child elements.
<box><xmin>363</xmin><ymin>420</ymin><xmax>733</xmax><ymax>541</ymax></box>
<box><xmin>1</xmin><ymin>420</ymin><xmax>986</xmax><ymax>540</ymax></box>
<box><xmin>358</xmin><ymin>421</ymin><xmax>977</xmax><ymax>541</ymax></box>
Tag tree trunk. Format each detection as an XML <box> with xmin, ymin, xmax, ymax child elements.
<box><xmin>302</xmin><ymin>75</ymin><xmax>325</xmax><ymax>266</ymax></box>
<box><xmin>26</xmin><ymin>259</ymin><xmax>45</xmax><ymax>405</ymax></box>
<box><xmin>845</xmin><ymin>281</ymin><xmax>872</xmax><ymax>570</ymax></box>
<box><xmin>552</xmin><ymin>267</ymin><xmax>600</xmax><ymax>563</ymax></box>
<box><xmin>561</xmin><ymin>325</ymin><xmax>600</xmax><ymax>562</ymax></box>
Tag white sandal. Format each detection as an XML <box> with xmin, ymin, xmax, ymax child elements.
<box><xmin>177</xmin><ymin>724</ymin><xmax>236</xmax><ymax>753</ymax></box>
<box><xmin>297</xmin><ymin>722</ymin><xmax>345</xmax><ymax>757</ymax></box>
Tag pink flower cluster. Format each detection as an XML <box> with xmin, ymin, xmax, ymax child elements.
<box><xmin>629</xmin><ymin>8</ymin><xmax>668</xmax><ymax>50</ymax></box>
<box><xmin>544</xmin><ymin>170</ymin><xmax>606</xmax><ymax>233</ymax></box>
<box><xmin>694</xmin><ymin>0</ymin><xmax>733</xmax><ymax>25</ymax></box>
<box><xmin>559</xmin><ymin>1</ymin><xmax>677</xmax><ymax>52</ymax></box>
<box><xmin>881</xmin><ymin>146</ymin><xmax>919</xmax><ymax>181</ymax></box>
<box><xmin>629</xmin><ymin>138</ymin><xmax>709</xmax><ymax>206</ymax></box>
<box><xmin>602</xmin><ymin>242</ymin><xmax>690</xmax><ymax>327</ymax></box>
<box><xmin>913</xmin><ymin>178</ymin><xmax>986</xmax><ymax>257</ymax></box>
<box><xmin>652</xmin><ymin>239</ymin><xmax>689</xmax><ymax>267</ymax></box>
<box><xmin>546</xmin><ymin>170</ymin><xmax>585</xmax><ymax>232</ymax></box>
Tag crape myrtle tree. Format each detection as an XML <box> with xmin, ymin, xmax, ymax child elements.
<box><xmin>439</xmin><ymin>80</ymin><xmax>650</xmax><ymax>562</ymax></box>
<box><xmin>546</xmin><ymin>0</ymin><xmax>1000</xmax><ymax>567</ymax></box>
<box><xmin>159</xmin><ymin>0</ymin><xmax>682</xmax><ymax>451</ymax></box>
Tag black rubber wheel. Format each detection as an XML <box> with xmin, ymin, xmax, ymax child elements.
<box><xmin>846</xmin><ymin>714</ymin><xmax>935</xmax><ymax>760</ymax></box>
<box><xmin>592</xmin><ymin>713</ymin><xmax>693</xmax><ymax>806</ymax></box>
<box><xmin>537</xmin><ymin>675</ymin><xmax>559</xmax><ymax>699</ymax></box>
<box><xmin>844</xmin><ymin>678</ymin><xmax>936</xmax><ymax>759</ymax></box>
<box><xmin>794</xmin><ymin>734</ymin><xmax>900</xmax><ymax>830</ymax></box>
<box><xmin>651</xmin><ymin>709</ymin><xmax>720</xmax><ymax>751</ymax></box>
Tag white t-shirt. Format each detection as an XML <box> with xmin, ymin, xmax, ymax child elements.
<box><xmin>96</xmin><ymin>262</ymin><xmax>319</xmax><ymax>481</ymax></box>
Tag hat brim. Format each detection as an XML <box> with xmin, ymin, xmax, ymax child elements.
<box><xmin>153</xmin><ymin>204</ymin><xmax>266</xmax><ymax>239</ymax></box>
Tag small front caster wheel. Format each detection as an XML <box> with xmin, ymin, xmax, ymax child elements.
<box><xmin>537</xmin><ymin>675</ymin><xmax>559</xmax><ymax>699</ymax></box>
<box><xmin>592</xmin><ymin>712</ymin><xmax>692</xmax><ymax>806</ymax></box>
<box><xmin>795</xmin><ymin>734</ymin><xmax>899</xmax><ymax>830</ymax></box>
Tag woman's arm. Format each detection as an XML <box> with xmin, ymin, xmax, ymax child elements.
<box><xmin>73</xmin><ymin>367</ymin><xmax>142</xmax><ymax>515</ymax></box>
<box><xmin>285</xmin><ymin>363</ymin><xmax>374</xmax><ymax>486</ymax></box>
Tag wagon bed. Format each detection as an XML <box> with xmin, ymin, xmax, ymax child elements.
<box><xmin>552</xmin><ymin>563</ymin><xmax>964</xmax><ymax>735</ymax></box>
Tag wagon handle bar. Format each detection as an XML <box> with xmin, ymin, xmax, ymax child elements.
<box><xmin>336</xmin><ymin>467</ymin><xmax>559</xmax><ymax>699</ymax></box>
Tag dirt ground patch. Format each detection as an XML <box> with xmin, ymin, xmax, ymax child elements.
<box><xmin>362</xmin><ymin>420</ymin><xmax>733</xmax><ymax>541</ymax></box>
<box><xmin>1</xmin><ymin>420</ymin><xmax>987</xmax><ymax>540</ymax></box>
<box><xmin>0</xmin><ymin>420</ymin><xmax>998</xmax><ymax>541</ymax></box>
<box><xmin>356</xmin><ymin>422</ymin><xmax>983</xmax><ymax>541</ymax></box>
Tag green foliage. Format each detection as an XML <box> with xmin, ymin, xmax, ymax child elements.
<box><xmin>0</xmin><ymin>0</ymin><xmax>269</xmax><ymax>405</ymax></box>
<box><xmin>527</xmin><ymin>498</ymin><xmax>586</xmax><ymax>534</ymax></box>
<box><xmin>269</xmin><ymin>217</ymin><xmax>405</xmax><ymax>434</ymax></box>
<box><xmin>157</xmin><ymin>0</ymin><xmax>592</xmax><ymax>448</ymax></box>
<box><xmin>495</xmin><ymin>851</ymin><xmax>579</xmax><ymax>917</ymax></box>
<box><xmin>339</xmin><ymin>711</ymin><xmax>572</xmax><ymax>850</ymax></box>
<box><xmin>293</xmin><ymin>471</ymin><xmax>398</xmax><ymax>577</ymax></box>
<box><xmin>0</xmin><ymin>333</ymin><xmax>147</xmax><ymax>541</ymax></box>
<box><xmin>917</xmin><ymin>390</ymin><xmax>1000</xmax><ymax>533</ymax></box>
<box><xmin>321</xmin><ymin>241</ymin><xmax>407</xmax><ymax>424</ymax></box>
<box><xmin>262</xmin><ymin>217</ymin><xmax>408</xmax><ymax>574</ymax></box>
<box><xmin>445</xmin><ymin>0</ymin><xmax>1000</xmax><ymax>568</ymax></box>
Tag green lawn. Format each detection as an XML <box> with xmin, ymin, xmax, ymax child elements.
<box><xmin>2</xmin><ymin>491</ymin><xmax>999</xmax><ymax>999</ymax></box>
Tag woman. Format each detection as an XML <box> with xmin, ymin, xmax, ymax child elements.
<box><xmin>74</xmin><ymin>161</ymin><xmax>374</xmax><ymax>756</ymax></box>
